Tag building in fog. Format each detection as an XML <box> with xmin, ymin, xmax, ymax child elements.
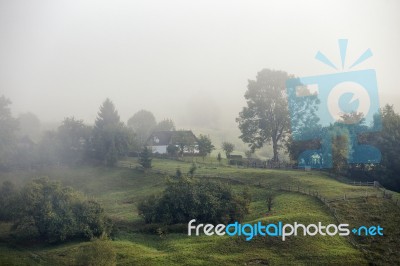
<box><xmin>146</xmin><ymin>130</ymin><xmax>198</xmax><ymax>155</ymax></box>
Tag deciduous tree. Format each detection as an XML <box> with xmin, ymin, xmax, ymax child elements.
<box><xmin>221</xmin><ymin>142</ymin><xmax>234</xmax><ymax>159</ymax></box>
<box><xmin>237</xmin><ymin>69</ymin><xmax>292</xmax><ymax>162</ymax></box>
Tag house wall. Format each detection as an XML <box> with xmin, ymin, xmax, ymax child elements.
<box><xmin>150</xmin><ymin>145</ymin><xmax>168</xmax><ymax>154</ymax></box>
<box><xmin>149</xmin><ymin>145</ymin><xmax>200</xmax><ymax>155</ymax></box>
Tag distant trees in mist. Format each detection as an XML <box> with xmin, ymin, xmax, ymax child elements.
<box><xmin>0</xmin><ymin>96</ymin><xmax>177</xmax><ymax>169</ymax></box>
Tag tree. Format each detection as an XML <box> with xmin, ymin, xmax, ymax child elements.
<box><xmin>0</xmin><ymin>95</ymin><xmax>18</xmax><ymax>169</ymax></box>
<box><xmin>127</xmin><ymin>110</ymin><xmax>156</xmax><ymax>146</ymax></box>
<box><xmin>284</xmin><ymin>83</ymin><xmax>321</xmax><ymax>166</ymax></box>
<box><xmin>154</xmin><ymin>118</ymin><xmax>175</xmax><ymax>131</ymax></box>
<box><xmin>17</xmin><ymin>112</ymin><xmax>41</xmax><ymax>142</ymax></box>
<box><xmin>197</xmin><ymin>134</ymin><xmax>215</xmax><ymax>160</ymax></box>
<box><xmin>236</xmin><ymin>69</ymin><xmax>292</xmax><ymax>162</ymax></box>
<box><xmin>139</xmin><ymin>146</ymin><xmax>152</xmax><ymax>169</ymax></box>
<box><xmin>167</xmin><ymin>144</ymin><xmax>178</xmax><ymax>157</ymax></box>
<box><xmin>329</xmin><ymin>126</ymin><xmax>351</xmax><ymax>175</ymax></box>
<box><xmin>173</xmin><ymin>131</ymin><xmax>197</xmax><ymax>157</ymax></box>
<box><xmin>57</xmin><ymin>117</ymin><xmax>91</xmax><ymax>165</ymax></box>
<box><xmin>245</xmin><ymin>150</ymin><xmax>253</xmax><ymax>159</ymax></box>
<box><xmin>222</xmin><ymin>142</ymin><xmax>234</xmax><ymax>159</ymax></box>
<box><xmin>36</xmin><ymin>130</ymin><xmax>59</xmax><ymax>166</ymax></box>
<box><xmin>367</xmin><ymin>105</ymin><xmax>400</xmax><ymax>191</ymax></box>
<box><xmin>0</xmin><ymin>181</ymin><xmax>17</xmax><ymax>221</ymax></box>
<box><xmin>92</xmin><ymin>99</ymin><xmax>131</xmax><ymax>166</ymax></box>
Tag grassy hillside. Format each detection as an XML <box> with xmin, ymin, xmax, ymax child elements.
<box><xmin>0</xmin><ymin>159</ymin><xmax>399</xmax><ymax>265</ymax></box>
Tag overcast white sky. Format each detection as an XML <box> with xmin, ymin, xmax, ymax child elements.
<box><xmin>0</xmin><ymin>0</ymin><xmax>399</xmax><ymax>128</ymax></box>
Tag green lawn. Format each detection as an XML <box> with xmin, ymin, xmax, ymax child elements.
<box><xmin>0</xmin><ymin>158</ymin><xmax>399</xmax><ymax>265</ymax></box>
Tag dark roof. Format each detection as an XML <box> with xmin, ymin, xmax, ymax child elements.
<box><xmin>147</xmin><ymin>131</ymin><xmax>198</xmax><ymax>146</ymax></box>
<box><xmin>147</xmin><ymin>131</ymin><xmax>173</xmax><ymax>146</ymax></box>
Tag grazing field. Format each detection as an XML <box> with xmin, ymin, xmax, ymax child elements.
<box><xmin>0</xmin><ymin>158</ymin><xmax>399</xmax><ymax>265</ymax></box>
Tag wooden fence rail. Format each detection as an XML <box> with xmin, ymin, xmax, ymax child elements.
<box><xmin>118</xmin><ymin>161</ymin><xmax>400</xmax><ymax>209</ymax></box>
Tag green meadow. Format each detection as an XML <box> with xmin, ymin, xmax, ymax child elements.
<box><xmin>1</xmin><ymin>158</ymin><xmax>399</xmax><ymax>265</ymax></box>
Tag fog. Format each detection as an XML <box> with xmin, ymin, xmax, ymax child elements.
<box><xmin>1</xmin><ymin>0</ymin><xmax>399</xmax><ymax>131</ymax></box>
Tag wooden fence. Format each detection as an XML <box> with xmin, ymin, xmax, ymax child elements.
<box><xmin>118</xmin><ymin>161</ymin><xmax>400</xmax><ymax>208</ymax></box>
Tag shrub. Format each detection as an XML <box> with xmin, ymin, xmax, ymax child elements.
<box><xmin>7</xmin><ymin>177</ymin><xmax>112</xmax><ymax>243</ymax></box>
<box><xmin>0</xmin><ymin>181</ymin><xmax>17</xmax><ymax>221</ymax></box>
<box><xmin>138</xmin><ymin>175</ymin><xmax>250</xmax><ymax>225</ymax></box>
<box><xmin>139</xmin><ymin>146</ymin><xmax>152</xmax><ymax>169</ymax></box>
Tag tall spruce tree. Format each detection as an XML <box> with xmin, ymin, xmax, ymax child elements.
<box><xmin>92</xmin><ymin>99</ymin><xmax>131</xmax><ymax>166</ymax></box>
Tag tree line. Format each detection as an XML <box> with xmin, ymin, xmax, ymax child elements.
<box><xmin>236</xmin><ymin>69</ymin><xmax>400</xmax><ymax>192</ymax></box>
<box><xmin>0</xmin><ymin>96</ymin><xmax>178</xmax><ymax>169</ymax></box>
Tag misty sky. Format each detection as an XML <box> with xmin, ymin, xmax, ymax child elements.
<box><xmin>1</xmin><ymin>0</ymin><xmax>399</xmax><ymax>129</ymax></box>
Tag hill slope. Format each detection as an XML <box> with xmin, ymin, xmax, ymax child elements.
<box><xmin>0</xmin><ymin>159</ymin><xmax>399</xmax><ymax>265</ymax></box>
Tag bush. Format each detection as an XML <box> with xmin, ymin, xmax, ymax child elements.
<box><xmin>138</xmin><ymin>175</ymin><xmax>250</xmax><ymax>225</ymax></box>
<box><xmin>0</xmin><ymin>181</ymin><xmax>17</xmax><ymax>221</ymax></box>
<box><xmin>3</xmin><ymin>177</ymin><xmax>112</xmax><ymax>243</ymax></box>
<box><xmin>139</xmin><ymin>146</ymin><xmax>152</xmax><ymax>169</ymax></box>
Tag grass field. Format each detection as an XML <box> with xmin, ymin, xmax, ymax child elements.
<box><xmin>0</xmin><ymin>158</ymin><xmax>399</xmax><ymax>265</ymax></box>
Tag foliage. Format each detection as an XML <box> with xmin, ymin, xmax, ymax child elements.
<box><xmin>236</xmin><ymin>69</ymin><xmax>290</xmax><ymax>162</ymax></box>
<box><xmin>57</xmin><ymin>117</ymin><xmax>92</xmax><ymax>165</ymax></box>
<box><xmin>330</xmin><ymin>127</ymin><xmax>351</xmax><ymax>175</ymax></box>
<box><xmin>36</xmin><ymin>130</ymin><xmax>59</xmax><ymax>166</ymax></box>
<box><xmin>17</xmin><ymin>112</ymin><xmax>41</xmax><ymax>142</ymax></box>
<box><xmin>0</xmin><ymin>95</ymin><xmax>18</xmax><ymax>170</ymax></box>
<box><xmin>92</xmin><ymin>99</ymin><xmax>133</xmax><ymax>166</ymax></box>
<box><xmin>359</xmin><ymin>105</ymin><xmax>400</xmax><ymax>191</ymax></box>
<box><xmin>0</xmin><ymin>181</ymin><xmax>17</xmax><ymax>221</ymax></box>
<box><xmin>221</xmin><ymin>141</ymin><xmax>234</xmax><ymax>158</ymax></box>
<box><xmin>139</xmin><ymin>146</ymin><xmax>152</xmax><ymax>169</ymax></box>
<box><xmin>138</xmin><ymin>175</ymin><xmax>250</xmax><ymax>225</ymax></box>
<box><xmin>197</xmin><ymin>134</ymin><xmax>214</xmax><ymax>159</ymax></box>
<box><xmin>173</xmin><ymin>131</ymin><xmax>197</xmax><ymax>157</ymax></box>
<box><xmin>127</xmin><ymin>110</ymin><xmax>156</xmax><ymax>146</ymax></box>
<box><xmin>3</xmin><ymin>177</ymin><xmax>112</xmax><ymax>243</ymax></box>
<box><xmin>154</xmin><ymin>118</ymin><xmax>175</xmax><ymax>131</ymax></box>
<box><xmin>0</xmin><ymin>161</ymin><xmax>397</xmax><ymax>265</ymax></box>
<box><xmin>245</xmin><ymin>150</ymin><xmax>253</xmax><ymax>159</ymax></box>
<box><xmin>167</xmin><ymin>144</ymin><xmax>178</xmax><ymax>157</ymax></box>
<box><xmin>217</xmin><ymin>152</ymin><xmax>222</xmax><ymax>164</ymax></box>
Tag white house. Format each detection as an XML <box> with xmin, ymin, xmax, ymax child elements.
<box><xmin>146</xmin><ymin>130</ymin><xmax>198</xmax><ymax>154</ymax></box>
